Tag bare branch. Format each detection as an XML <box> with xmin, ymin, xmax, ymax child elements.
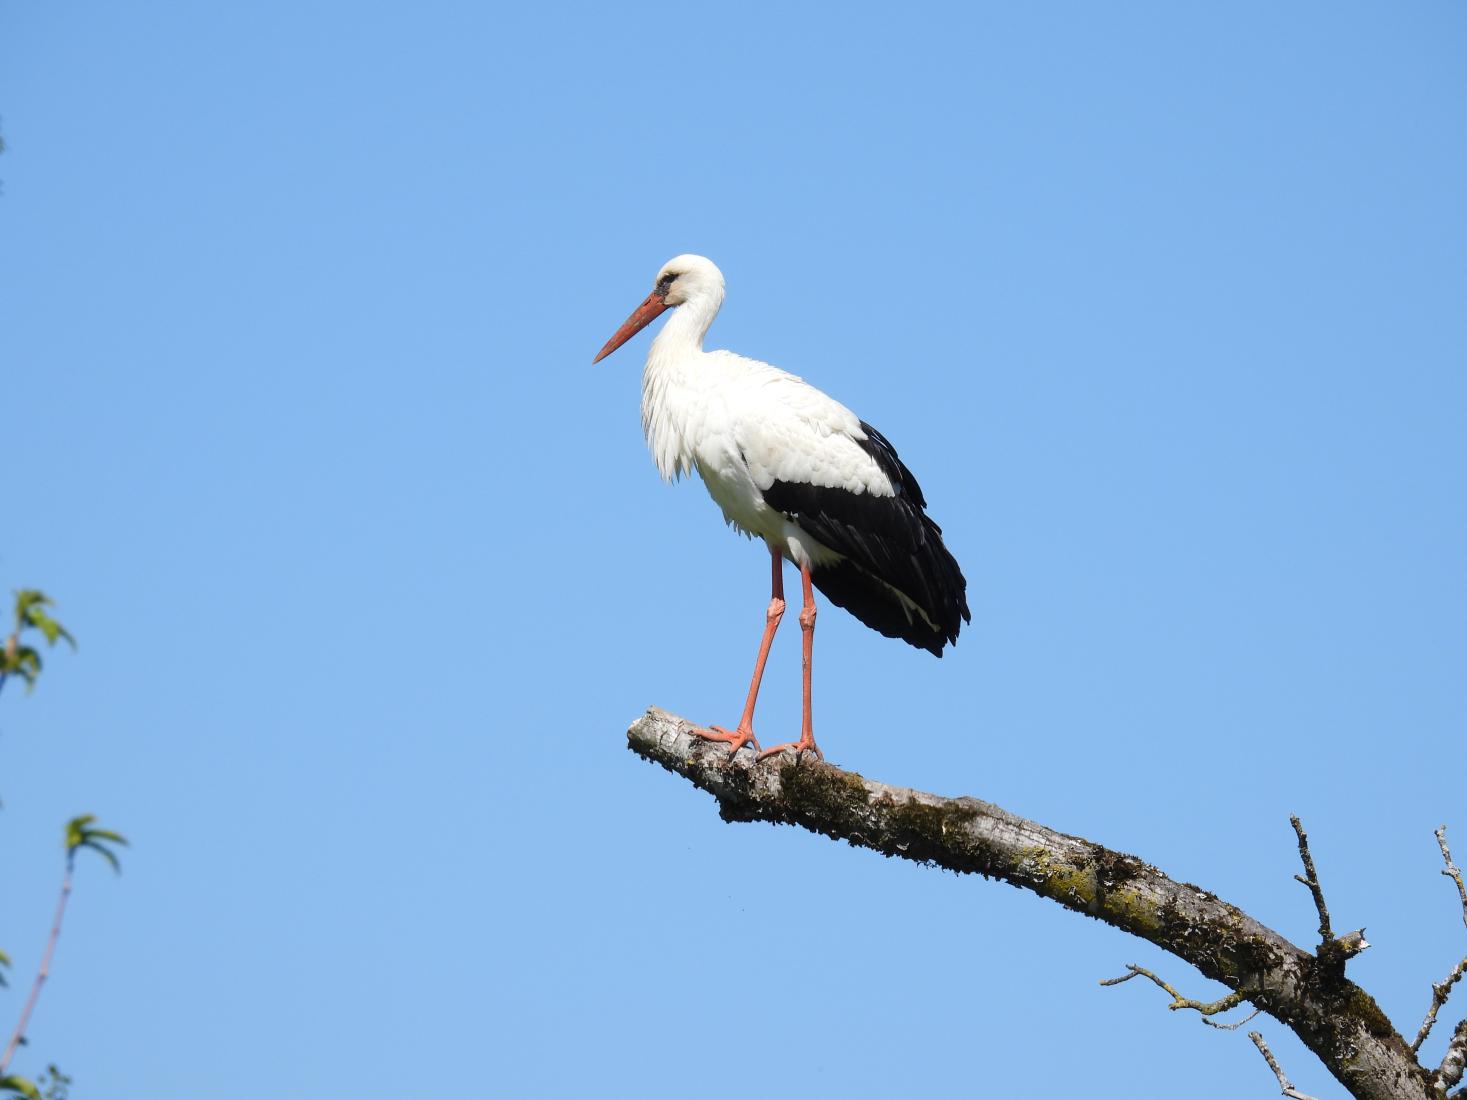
<box><xmin>0</xmin><ymin>864</ymin><xmax>74</xmax><ymax>1075</ymax></box>
<box><xmin>1250</xmin><ymin>1030</ymin><xmax>1321</xmax><ymax>1100</ymax></box>
<box><xmin>1291</xmin><ymin>814</ymin><xmax>1334</xmax><ymax>946</ymax></box>
<box><xmin>1412</xmin><ymin>956</ymin><xmax>1467</xmax><ymax>1054</ymax></box>
<box><xmin>628</xmin><ymin>708</ymin><xmax>1438</xmax><ymax>1100</ymax></box>
<box><xmin>1438</xmin><ymin>826</ymin><xmax>1467</xmax><ymax>933</ymax></box>
<box><xmin>1439</xmin><ymin>1017</ymin><xmax>1467</xmax><ymax>1094</ymax></box>
<box><xmin>1414</xmin><ymin>826</ymin><xmax>1467</xmax><ymax>1053</ymax></box>
<box><xmin>1101</xmin><ymin>963</ymin><xmax>1259</xmax><ymax>1028</ymax></box>
<box><xmin>1204</xmin><ymin>1007</ymin><xmax>1263</xmax><ymax>1031</ymax></box>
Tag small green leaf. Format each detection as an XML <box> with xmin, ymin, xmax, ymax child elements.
<box><xmin>64</xmin><ymin>814</ymin><xmax>97</xmax><ymax>850</ymax></box>
<box><xmin>25</xmin><ymin>611</ymin><xmax>75</xmax><ymax>651</ymax></box>
<box><xmin>0</xmin><ymin>1075</ymin><xmax>42</xmax><ymax>1100</ymax></box>
<box><xmin>64</xmin><ymin>815</ymin><xmax>126</xmax><ymax>873</ymax></box>
<box><xmin>13</xmin><ymin>589</ymin><xmax>52</xmax><ymax>621</ymax></box>
<box><xmin>4</xmin><ymin>646</ymin><xmax>42</xmax><ymax>690</ymax></box>
<box><xmin>4</xmin><ymin>592</ymin><xmax>77</xmax><ymax>688</ymax></box>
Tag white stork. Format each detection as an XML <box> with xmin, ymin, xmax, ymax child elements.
<box><xmin>594</xmin><ymin>254</ymin><xmax>969</xmax><ymax>760</ymax></box>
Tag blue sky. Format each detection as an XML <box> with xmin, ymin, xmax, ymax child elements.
<box><xmin>1</xmin><ymin>3</ymin><xmax>1464</xmax><ymax>1097</ymax></box>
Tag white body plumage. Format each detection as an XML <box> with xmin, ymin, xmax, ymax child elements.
<box><xmin>638</xmin><ymin>256</ymin><xmax>896</xmax><ymax>573</ymax></box>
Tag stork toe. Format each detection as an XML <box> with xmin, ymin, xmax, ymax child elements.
<box><xmin>755</xmin><ymin>736</ymin><xmax>822</xmax><ymax>762</ymax></box>
<box><xmin>693</xmin><ymin>724</ymin><xmax>761</xmax><ymax>756</ymax></box>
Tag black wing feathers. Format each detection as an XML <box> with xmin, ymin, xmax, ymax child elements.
<box><xmin>762</xmin><ymin>420</ymin><xmax>970</xmax><ymax>657</ymax></box>
<box><xmin>856</xmin><ymin>421</ymin><xmax>927</xmax><ymax>509</ymax></box>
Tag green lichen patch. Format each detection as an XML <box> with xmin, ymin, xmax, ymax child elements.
<box><xmin>1342</xmin><ymin>987</ymin><xmax>1396</xmax><ymax>1040</ymax></box>
<box><xmin>1098</xmin><ymin>885</ymin><xmax>1166</xmax><ymax>938</ymax></box>
<box><xmin>778</xmin><ymin>761</ymin><xmax>871</xmax><ymax>824</ymax></box>
<box><xmin>832</xmin><ymin>793</ymin><xmax>988</xmax><ymax>870</ymax></box>
<box><xmin>1297</xmin><ymin>971</ymin><xmax>1397</xmax><ymax>1043</ymax></box>
<box><xmin>1012</xmin><ymin>847</ymin><xmax>1095</xmax><ymax>911</ymax></box>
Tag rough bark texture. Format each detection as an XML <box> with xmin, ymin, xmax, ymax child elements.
<box><xmin>628</xmin><ymin>706</ymin><xmax>1446</xmax><ymax>1100</ymax></box>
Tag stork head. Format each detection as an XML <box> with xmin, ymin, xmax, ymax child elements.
<box><xmin>593</xmin><ymin>254</ymin><xmax>725</xmax><ymax>363</ymax></box>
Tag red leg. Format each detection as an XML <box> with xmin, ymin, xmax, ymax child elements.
<box><xmin>757</xmin><ymin>560</ymin><xmax>822</xmax><ymax>761</ymax></box>
<box><xmin>693</xmin><ymin>545</ymin><xmax>785</xmax><ymax>755</ymax></box>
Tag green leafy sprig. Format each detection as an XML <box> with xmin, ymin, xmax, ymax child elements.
<box><xmin>0</xmin><ymin>592</ymin><xmax>76</xmax><ymax>694</ymax></box>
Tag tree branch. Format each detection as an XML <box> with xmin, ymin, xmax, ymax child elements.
<box><xmin>0</xmin><ymin>861</ymin><xmax>73</xmax><ymax>1075</ymax></box>
<box><xmin>1100</xmin><ymin>963</ymin><xmax>1261</xmax><ymax>1029</ymax></box>
<box><xmin>628</xmin><ymin>706</ymin><xmax>1435</xmax><ymax>1100</ymax></box>
<box><xmin>1439</xmin><ymin>826</ymin><xmax>1467</xmax><ymax>933</ymax></box>
<box><xmin>1250</xmin><ymin>1030</ymin><xmax>1321</xmax><ymax>1100</ymax></box>
<box><xmin>1413</xmin><ymin>956</ymin><xmax>1467</xmax><ymax>1055</ymax></box>
<box><xmin>1440</xmin><ymin>1017</ymin><xmax>1467</xmax><ymax>1094</ymax></box>
<box><xmin>1415</xmin><ymin>826</ymin><xmax>1467</xmax><ymax>1055</ymax></box>
<box><xmin>1291</xmin><ymin>815</ymin><xmax>1334</xmax><ymax>946</ymax></box>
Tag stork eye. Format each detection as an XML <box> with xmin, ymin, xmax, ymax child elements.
<box><xmin>657</xmin><ymin>272</ymin><xmax>677</xmax><ymax>290</ymax></box>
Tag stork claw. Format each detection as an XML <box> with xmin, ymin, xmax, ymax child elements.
<box><xmin>692</xmin><ymin>724</ymin><xmax>761</xmax><ymax>756</ymax></box>
<box><xmin>756</xmin><ymin>736</ymin><xmax>823</xmax><ymax>762</ymax></box>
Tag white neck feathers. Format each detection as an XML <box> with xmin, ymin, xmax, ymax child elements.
<box><xmin>640</xmin><ymin>286</ymin><xmax>723</xmax><ymax>483</ymax></box>
<box><xmin>650</xmin><ymin>284</ymin><xmax>723</xmax><ymax>359</ymax></box>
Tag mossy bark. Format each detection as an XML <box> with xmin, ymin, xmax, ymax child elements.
<box><xmin>628</xmin><ymin>706</ymin><xmax>1442</xmax><ymax>1100</ymax></box>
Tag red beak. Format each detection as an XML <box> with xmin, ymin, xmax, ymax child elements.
<box><xmin>593</xmin><ymin>292</ymin><xmax>669</xmax><ymax>363</ymax></box>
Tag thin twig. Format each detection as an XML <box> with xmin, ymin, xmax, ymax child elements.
<box><xmin>1205</xmin><ymin>1009</ymin><xmax>1262</xmax><ymax>1030</ymax></box>
<box><xmin>0</xmin><ymin>858</ymin><xmax>74</xmax><ymax>1075</ymax></box>
<box><xmin>1290</xmin><ymin>815</ymin><xmax>1333</xmax><ymax>946</ymax></box>
<box><xmin>1415</xmin><ymin>826</ymin><xmax>1467</xmax><ymax>1052</ymax></box>
<box><xmin>1250</xmin><ymin>1031</ymin><xmax>1321</xmax><ymax>1100</ymax></box>
<box><xmin>1439</xmin><ymin>826</ymin><xmax>1467</xmax><ymax>932</ymax></box>
<box><xmin>1413</xmin><ymin>956</ymin><xmax>1467</xmax><ymax>1053</ymax></box>
<box><xmin>1100</xmin><ymin>964</ymin><xmax>1258</xmax><ymax>1028</ymax></box>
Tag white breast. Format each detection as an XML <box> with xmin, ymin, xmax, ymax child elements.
<box><xmin>642</xmin><ymin>348</ymin><xmax>897</xmax><ymax>564</ymax></box>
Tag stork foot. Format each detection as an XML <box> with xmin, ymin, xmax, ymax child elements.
<box><xmin>692</xmin><ymin>724</ymin><xmax>761</xmax><ymax>756</ymax></box>
<box><xmin>756</xmin><ymin>734</ymin><xmax>822</xmax><ymax>762</ymax></box>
